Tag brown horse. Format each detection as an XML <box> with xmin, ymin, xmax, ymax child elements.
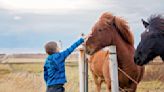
<box><xmin>85</xmin><ymin>12</ymin><xmax>144</xmax><ymax>92</ymax></box>
<box><xmin>88</xmin><ymin>50</ymin><xmax>109</xmax><ymax>92</ymax></box>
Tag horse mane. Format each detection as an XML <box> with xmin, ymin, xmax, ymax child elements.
<box><xmin>148</xmin><ymin>14</ymin><xmax>164</xmax><ymax>32</ymax></box>
<box><xmin>100</xmin><ymin>12</ymin><xmax>134</xmax><ymax>45</ymax></box>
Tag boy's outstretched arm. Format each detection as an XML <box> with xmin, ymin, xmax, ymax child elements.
<box><xmin>60</xmin><ymin>38</ymin><xmax>84</xmax><ymax>59</ymax></box>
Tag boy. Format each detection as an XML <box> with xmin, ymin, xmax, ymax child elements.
<box><xmin>44</xmin><ymin>37</ymin><xmax>85</xmax><ymax>92</ymax></box>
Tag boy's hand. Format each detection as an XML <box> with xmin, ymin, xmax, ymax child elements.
<box><xmin>81</xmin><ymin>33</ymin><xmax>91</xmax><ymax>41</ymax></box>
<box><xmin>80</xmin><ymin>33</ymin><xmax>92</xmax><ymax>47</ymax></box>
<box><xmin>81</xmin><ymin>33</ymin><xmax>86</xmax><ymax>40</ymax></box>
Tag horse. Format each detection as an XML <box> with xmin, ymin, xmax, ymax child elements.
<box><xmin>85</xmin><ymin>12</ymin><xmax>144</xmax><ymax>92</ymax></box>
<box><xmin>88</xmin><ymin>50</ymin><xmax>109</xmax><ymax>92</ymax></box>
<box><xmin>134</xmin><ymin>14</ymin><xmax>164</xmax><ymax>66</ymax></box>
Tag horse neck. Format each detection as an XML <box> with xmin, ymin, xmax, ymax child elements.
<box><xmin>112</xmin><ymin>33</ymin><xmax>136</xmax><ymax>70</ymax></box>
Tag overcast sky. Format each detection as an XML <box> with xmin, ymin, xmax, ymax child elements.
<box><xmin>0</xmin><ymin>0</ymin><xmax>163</xmax><ymax>53</ymax></box>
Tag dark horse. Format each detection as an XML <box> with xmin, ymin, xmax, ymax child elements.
<box><xmin>85</xmin><ymin>12</ymin><xmax>144</xmax><ymax>92</ymax></box>
<box><xmin>134</xmin><ymin>14</ymin><xmax>164</xmax><ymax>66</ymax></box>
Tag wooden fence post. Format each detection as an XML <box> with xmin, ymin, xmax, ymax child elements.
<box><xmin>109</xmin><ymin>46</ymin><xmax>119</xmax><ymax>92</ymax></box>
<box><xmin>79</xmin><ymin>46</ymin><xmax>88</xmax><ymax>92</ymax></box>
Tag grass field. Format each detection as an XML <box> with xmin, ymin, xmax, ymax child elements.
<box><xmin>0</xmin><ymin>58</ymin><xmax>164</xmax><ymax>92</ymax></box>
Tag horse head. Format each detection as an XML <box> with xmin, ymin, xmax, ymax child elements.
<box><xmin>135</xmin><ymin>14</ymin><xmax>164</xmax><ymax>66</ymax></box>
<box><xmin>85</xmin><ymin>12</ymin><xmax>134</xmax><ymax>55</ymax></box>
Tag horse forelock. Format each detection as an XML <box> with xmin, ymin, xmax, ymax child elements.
<box><xmin>148</xmin><ymin>14</ymin><xmax>164</xmax><ymax>32</ymax></box>
<box><xmin>99</xmin><ymin>12</ymin><xmax>134</xmax><ymax>46</ymax></box>
<box><xmin>100</xmin><ymin>12</ymin><xmax>114</xmax><ymax>21</ymax></box>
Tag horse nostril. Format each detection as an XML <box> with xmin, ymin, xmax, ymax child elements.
<box><xmin>86</xmin><ymin>50</ymin><xmax>90</xmax><ymax>54</ymax></box>
<box><xmin>134</xmin><ymin>57</ymin><xmax>138</xmax><ymax>62</ymax></box>
<box><xmin>134</xmin><ymin>55</ymin><xmax>140</xmax><ymax>64</ymax></box>
<box><xmin>138</xmin><ymin>51</ymin><xmax>142</xmax><ymax>55</ymax></box>
<box><xmin>134</xmin><ymin>57</ymin><xmax>137</xmax><ymax>60</ymax></box>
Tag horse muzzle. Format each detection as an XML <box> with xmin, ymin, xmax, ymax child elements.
<box><xmin>85</xmin><ymin>47</ymin><xmax>96</xmax><ymax>55</ymax></box>
<box><xmin>134</xmin><ymin>55</ymin><xmax>144</xmax><ymax>66</ymax></box>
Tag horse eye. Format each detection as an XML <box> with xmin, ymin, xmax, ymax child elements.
<box><xmin>98</xmin><ymin>29</ymin><xmax>103</xmax><ymax>32</ymax></box>
<box><xmin>149</xmin><ymin>47</ymin><xmax>154</xmax><ymax>50</ymax></box>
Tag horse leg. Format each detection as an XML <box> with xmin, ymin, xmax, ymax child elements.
<box><xmin>103</xmin><ymin>61</ymin><xmax>111</xmax><ymax>92</ymax></box>
<box><xmin>104</xmin><ymin>78</ymin><xmax>111</xmax><ymax>92</ymax></box>
<box><xmin>92</xmin><ymin>74</ymin><xmax>102</xmax><ymax>92</ymax></box>
<box><xmin>97</xmin><ymin>78</ymin><xmax>103</xmax><ymax>92</ymax></box>
<box><xmin>103</xmin><ymin>75</ymin><xmax>111</xmax><ymax>92</ymax></box>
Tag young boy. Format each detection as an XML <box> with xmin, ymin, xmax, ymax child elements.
<box><xmin>44</xmin><ymin>37</ymin><xmax>85</xmax><ymax>92</ymax></box>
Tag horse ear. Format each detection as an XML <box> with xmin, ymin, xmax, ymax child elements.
<box><xmin>141</xmin><ymin>19</ymin><xmax>149</xmax><ymax>28</ymax></box>
<box><xmin>112</xmin><ymin>17</ymin><xmax>117</xmax><ymax>28</ymax></box>
<box><xmin>106</xmin><ymin>17</ymin><xmax>116</xmax><ymax>27</ymax></box>
<box><xmin>112</xmin><ymin>17</ymin><xmax>121</xmax><ymax>31</ymax></box>
<box><xmin>106</xmin><ymin>16</ymin><xmax>117</xmax><ymax>29</ymax></box>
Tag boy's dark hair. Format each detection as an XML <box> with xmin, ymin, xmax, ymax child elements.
<box><xmin>45</xmin><ymin>41</ymin><xmax>58</xmax><ymax>55</ymax></box>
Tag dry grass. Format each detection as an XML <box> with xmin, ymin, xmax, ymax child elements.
<box><xmin>136</xmin><ymin>64</ymin><xmax>164</xmax><ymax>92</ymax></box>
<box><xmin>0</xmin><ymin>62</ymin><xmax>45</xmax><ymax>92</ymax></box>
<box><xmin>143</xmin><ymin>64</ymin><xmax>164</xmax><ymax>81</ymax></box>
<box><xmin>0</xmin><ymin>58</ymin><xmax>164</xmax><ymax>92</ymax></box>
<box><xmin>0</xmin><ymin>72</ymin><xmax>45</xmax><ymax>92</ymax></box>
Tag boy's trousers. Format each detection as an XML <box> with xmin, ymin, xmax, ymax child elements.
<box><xmin>46</xmin><ymin>84</ymin><xmax>65</xmax><ymax>92</ymax></box>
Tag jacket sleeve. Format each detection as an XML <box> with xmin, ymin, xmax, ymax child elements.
<box><xmin>60</xmin><ymin>38</ymin><xmax>84</xmax><ymax>60</ymax></box>
<box><xmin>50</xmin><ymin>38</ymin><xmax>84</xmax><ymax>65</ymax></box>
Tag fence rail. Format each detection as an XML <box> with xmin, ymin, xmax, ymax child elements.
<box><xmin>0</xmin><ymin>60</ymin><xmax>163</xmax><ymax>65</ymax></box>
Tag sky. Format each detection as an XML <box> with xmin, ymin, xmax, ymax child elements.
<box><xmin>0</xmin><ymin>0</ymin><xmax>163</xmax><ymax>53</ymax></box>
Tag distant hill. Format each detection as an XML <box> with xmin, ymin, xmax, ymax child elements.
<box><xmin>0</xmin><ymin>54</ymin><xmax>6</xmax><ymax>58</ymax></box>
<box><xmin>0</xmin><ymin>52</ymin><xmax>79</xmax><ymax>61</ymax></box>
<box><xmin>12</xmin><ymin>54</ymin><xmax>47</xmax><ymax>59</ymax></box>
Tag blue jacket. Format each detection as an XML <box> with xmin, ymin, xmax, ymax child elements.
<box><xmin>44</xmin><ymin>38</ymin><xmax>84</xmax><ymax>86</ymax></box>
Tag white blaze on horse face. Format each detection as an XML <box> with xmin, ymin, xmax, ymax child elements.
<box><xmin>145</xmin><ymin>28</ymin><xmax>148</xmax><ymax>32</ymax></box>
<box><xmin>145</xmin><ymin>27</ymin><xmax>150</xmax><ymax>32</ymax></box>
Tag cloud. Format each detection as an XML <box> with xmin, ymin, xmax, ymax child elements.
<box><xmin>13</xmin><ymin>15</ymin><xmax>22</xmax><ymax>20</ymax></box>
<box><xmin>0</xmin><ymin>0</ymin><xmax>163</xmax><ymax>53</ymax></box>
<box><xmin>0</xmin><ymin>0</ymin><xmax>111</xmax><ymax>14</ymax></box>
